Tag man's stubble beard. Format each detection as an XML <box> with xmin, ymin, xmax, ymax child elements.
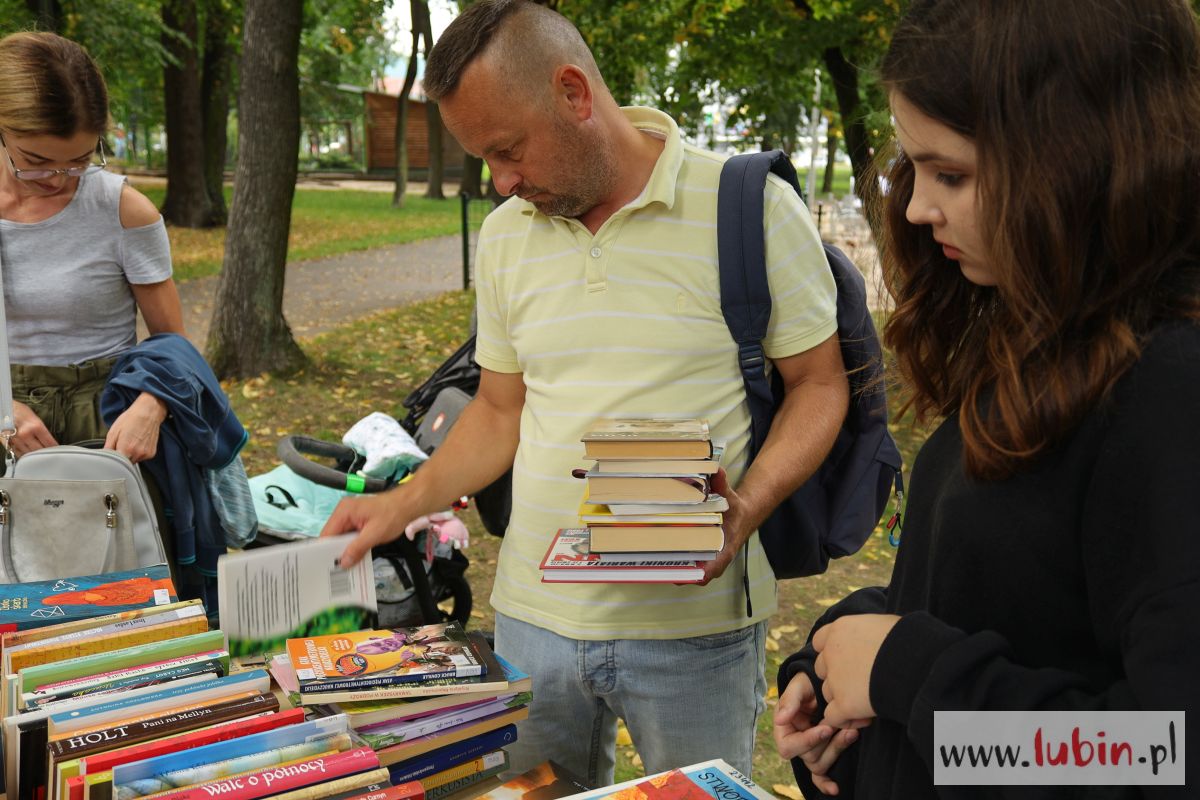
<box><xmin>530</xmin><ymin>119</ymin><xmax>618</xmax><ymax>219</ymax></box>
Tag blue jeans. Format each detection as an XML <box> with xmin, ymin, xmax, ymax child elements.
<box><xmin>493</xmin><ymin>612</ymin><xmax>767</xmax><ymax>787</ymax></box>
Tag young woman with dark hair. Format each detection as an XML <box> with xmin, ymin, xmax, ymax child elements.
<box><xmin>774</xmin><ymin>1</ymin><xmax>1200</xmax><ymax>796</ymax></box>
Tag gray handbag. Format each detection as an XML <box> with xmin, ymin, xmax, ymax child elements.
<box><xmin>0</xmin><ymin>240</ymin><xmax>167</xmax><ymax>583</ymax></box>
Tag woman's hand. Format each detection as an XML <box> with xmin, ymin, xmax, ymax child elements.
<box><xmin>104</xmin><ymin>392</ymin><xmax>167</xmax><ymax>463</ymax></box>
<box><xmin>774</xmin><ymin>671</ymin><xmax>870</xmax><ymax>796</ymax></box>
<box><xmin>7</xmin><ymin>400</ymin><xmax>58</xmax><ymax>456</ymax></box>
<box><xmin>812</xmin><ymin>614</ymin><xmax>901</xmax><ymax>728</ymax></box>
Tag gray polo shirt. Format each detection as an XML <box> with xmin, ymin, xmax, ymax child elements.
<box><xmin>0</xmin><ymin>169</ymin><xmax>172</xmax><ymax>366</ymax></box>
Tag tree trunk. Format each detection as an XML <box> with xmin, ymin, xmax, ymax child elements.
<box><xmin>823</xmin><ymin>46</ymin><xmax>881</xmax><ymax>240</ymax></box>
<box><xmin>424</xmin><ymin>101</ymin><xmax>445</xmax><ymax>200</ymax></box>
<box><xmin>201</xmin><ymin>1</ymin><xmax>234</xmax><ymax>225</ymax></box>
<box><xmin>822</xmin><ymin>130</ymin><xmax>839</xmax><ymax>194</ymax></box>
<box><xmin>205</xmin><ymin>0</ymin><xmax>306</xmax><ymax>379</ymax></box>
<box><xmin>24</xmin><ymin>0</ymin><xmax>61</xmax><ymax>31</ymax></box>
<box><xmin>418</xmin><ymin>1</ymin><xmax>444</xmax><ymax>200</ymax></box>
<box><xmin>460</xmin><ymin>154</ymin><xmax>483</xmax><ymax>198</ymax></box>
<box><xmin>161</xmin><ymin>0</ymin><xmax>217</xmax><ymax>228</ymax></box>
<box><xmin>392</xmin><ymin>0</ymin><xmax>423</xmax><ymax>208</ymax></box>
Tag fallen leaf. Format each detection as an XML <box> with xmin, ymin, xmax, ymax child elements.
<box><xmin>765</xmin><ymin>638</ymin><xmax>780</xmax><ymax>652</ymax></box>
<box><xmin>772</xmin><ymin>784</ymin><xmax>803</xmax><ymax>800</ymax></box>
<box><xmin>767</xmin><ymin>685</ymin><xmax>778</xmax><ymax>699</ymax></box>
<box><xmin>616</xmin><ymin>727</ymin><xmax>632</xmax><ymax>746</ymax></box>
<box><xmin>631</xmin><ymin>753</ymin><xmax>643</xmax><ymax>768</ymax></box>
<box><xmin>815</xmin><ymin>598</ymin><xmax>838</xmax><ymax>607</ymax></box>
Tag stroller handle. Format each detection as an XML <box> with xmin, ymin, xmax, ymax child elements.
<box><xmin>276</xmin><ymin>435</ymin><xmax>392</xmax><ymax>494</ymax></box>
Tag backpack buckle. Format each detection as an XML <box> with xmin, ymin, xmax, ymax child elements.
<box><xmin>737</xmin><ymin>343</ymin><xmax>765</xmax><ymax>374</ymax></box>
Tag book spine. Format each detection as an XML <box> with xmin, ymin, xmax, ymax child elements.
<box><xmin>67</xmin><ymin>774</ymin><xmax>87</xmax><ymax>800</ymax></box>
<box><xmin>48</xmin><ymin>692</ymin><xmax>279</xmax><ymax>761</ymax></box>
<box><xmin>83</xmin><ymin>708</ymin><xmax>306</xmax><ymax>775</ymax></box>
<box><xmin>29</xmin><ymin>652</ymin><xmax>228</xmax><ymax>698</ymax></box>
<box><xmin>21</xmin><ymin>630</ymin><xmax>227</xmax><ymax>692</ymax></box>
<box><xmin>264</xmin><ymin>768</ymin><xmax>392</xmax><ymax>800</ymax></box>
<box><xmin>418</xmin><ymin>750</ymin><xmax>505</xmax><ymax>791</ymax></box>
<box><xmin>386</xmin><ymin>724</ymin><xmax>518</xmax><ymax>785</ymax></box>
<box><xmin>338</xmin><ymin>782</ymin><xmax>424</xmax><ymax>800</ymax></box>
<box><xmin>317</xmin><ymin>781</ymin><xmax>390</xmax><ymax>800</ymax></box>
<box><xmin>10</xmin><ymin>616</ymin><xmax>210</xmax><ymax>675</ymax></box>
<box><xmin>50</xmin><ymin>670</ymin><xmax>269</xmax><ymax>732</ymax></box>
<box><xmin>28</xmin><ymin>663</ymin><xmax>222</xmax><ymax>710</ymax></box>
<box><xmin>298</xmin><ymin>664</ymin><xmax>483</xmax><ymax>694</ymax></box>
<box><xmin>5</xmin><ymin>603</ymin><xmax>203</xmax><ymax>657</ymax></box>
<box><xmin>359</xmin><ymin>700</ymin><xmax>509</xmax><ymax>749</ymax></box>
<box><xmin>298</xmin><ymin>678</ymin><xmax>508</xmax><ymax>705</ymax></box>
<box><xmin>148</xmin><ymin>747</ymin><xmax>380</xmax><ymax>800</ymax></box>
<box><xmin>421</xmin><ymin>759</ymin><xmax>507</xmax><ymax>800</ymax></box>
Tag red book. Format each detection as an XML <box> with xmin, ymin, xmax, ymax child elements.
<box><xmin>342</xmin><ymin>781</ymin><xmax>425</xmax><ymax>800</ymax></box>
<box><xmin>65</xmin><ymin>774</ymin><xmax>85</xmax><ymax>800</ymax></box>
<box><xmin>81</xmin><ymin>708</ymin><xmax>306</xmax><ymax>775</ymax></box>
<box><xmin>149</xmin><ymin>747</ymin><xmax>381</xmax><ymax>800</ymax></box>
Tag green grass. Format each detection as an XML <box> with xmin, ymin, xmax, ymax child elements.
<box><xmin>132</xmin><ymin>183</ymin><xmax>462</xmax><ymax>282</ymax></box>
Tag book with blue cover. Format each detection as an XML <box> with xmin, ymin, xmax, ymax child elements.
<box><xmin>387</xmin><ymin>723</ymin><xmax>520</xmax><ymax>785</ymax></box>
<box><xmin>111</xmin><ymin>713</ymin><xmax>351</xmax><ymax>787</ymax></box>
<box><xmin>0</xmin><ymin>565</ymin><xmax>177</xmax><ymax>636</ymax></box>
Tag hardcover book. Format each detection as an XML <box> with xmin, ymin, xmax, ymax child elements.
<box><xmin>266</xmin><ymin>767</ymin><xmax>392</xmax><ymax>800</ymax></box>
<box><xmin>540</xmin><ymin>530</ymin><xmax>705</xmax><ymax>583</ymax></box>
<box><xmin>580</xmin><ymin>419</ymin><xmax>712</xmax><ymax>461</ymax></box>
<box><xmin>374</xmin><ymin>706</ymin><xmax>530</xmax><ymax>767</ymax></box>
<box><xmin>386</xmin><ymin>723</ymin><xmax>519</xmax><ymax>786</ymax></box>
<box><xmin>144</xmin><ymin>747</ymin><xmax>381</xmax><ymax>800</ymax></box>
<box><xmin>578</xmin><ymin>504</ymin><xmax>722</xmax><ymax>527</ymax></box>
<box><xmin>357</xmin><ymin>695</ymin><xmax>522</xmax><ymax>749</ymax></box>
<box><xmin>217</xmin><ymin>534</ymin><xmax>377</xmax><ymax>658</ymax></box>
<box><xmin>605</xmin><ymin>495</ymin><xmax>729</xmax><ymax>515</ymax></box>
<box><xmin>586</xmin><ymin>525</ymin><xmax>724</xmax><ymax>555</ymax></box>
<box><xmin>0</xmin><ymin>566</ymin><xmax>177</xmax><ymax>635</ymax></box>
<box><xmin>576</xmin><ymin>473</ymin><xmax>710</xmax><ymax>505</ymax></box>
<box><xmin>558</xmin><ymin>759</ymin><xmax>773</xmax><ymax>800</ymax></box>
<box><xmin>331</xmin><ymin>652</ymin><xmax>529</xmax><ymax>728</ymax></box>
<box><xmin>286</xmin><ymin>622</ymin><xmax>483</xmax><ymax>692</ymax></box>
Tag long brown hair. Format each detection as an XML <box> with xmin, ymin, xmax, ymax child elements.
<box><xmin>880</xmin><ymin>0</ymin><xmax>1200</xmax><ymax>479</ymax></box>
<box><xmin>0</xmin><ymin>32</ymin><xmax>108</xmax><ymax>137</ymax></box>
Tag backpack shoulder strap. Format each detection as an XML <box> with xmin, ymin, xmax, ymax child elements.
<box><xmin>717</xmin><ymin>150</ymin><xmax>804</xmax><ymax>449</ymax></box>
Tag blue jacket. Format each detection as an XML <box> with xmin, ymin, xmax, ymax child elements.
<box><xmin>100</xmin><ymin>334</ymin><xmax>248</xmax><ymax>577</ymax></box>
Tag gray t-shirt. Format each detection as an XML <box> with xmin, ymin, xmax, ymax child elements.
<box><xmin>0</xmin><ymin>169</ymin><xmax>172</xmax><ymax>366</ymax></box>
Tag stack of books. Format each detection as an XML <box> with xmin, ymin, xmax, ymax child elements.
<box><xmin>0</xmin><ymin>564</ymin><xmax>430</xmax><ymax>800</ymax></box>
<box><xmin>540</xmin><ymin>419</ymin><xmax>727</xmax><ymax>583</ymax></box>
<box><xmin>269</xmin><ymin>621</ymin><xmax>530</xmax><ymax>799</ymax></box>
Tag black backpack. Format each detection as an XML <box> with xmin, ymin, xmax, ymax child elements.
<box><xmin>717</xmin><ymin>150</ymin><xmax>903</xmax><ymax>579</ymax></box>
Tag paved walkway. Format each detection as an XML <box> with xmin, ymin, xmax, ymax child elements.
<box><xmin>170</xmin><ymin>233</ymin><xmax>470</xmax><ymax>347</ymax></box>
<box><xmin>164</xmin><ymin>198</ymin><xmax>881</xmax><ymax>349</ymax></box>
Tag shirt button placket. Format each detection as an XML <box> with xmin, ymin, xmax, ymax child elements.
<box><xmin>585</xmin><ymin>242</ymin><xmax>607</xmax><ymax>290</ymax></box>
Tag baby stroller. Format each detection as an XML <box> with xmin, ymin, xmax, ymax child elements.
<box><xmin>267</xmin><ymin>435</ymin><xmax>473</xmax><ymax>629</ymax></box>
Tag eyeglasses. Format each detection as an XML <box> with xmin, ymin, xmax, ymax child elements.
<box><xmin>0</xmin><ymin>133</ymin><xmax>107</xmax><ymax>181</ymax></box>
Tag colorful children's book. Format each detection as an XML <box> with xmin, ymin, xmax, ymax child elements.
<box><xmin>540</xmin><ymin>530</ymin><xmax>706</xmax><ymax>584</ymax></box>
<box><xmin>558</xmin><ymin>759</ymin><xmax>773</xmax><ymax>800</ymax></box>
<box><xmin>286</xmin><ymin>622</ymin><xmax>483</xmax><ymax>692</ymax></box>
<box><xmin>473</xmin><ymin>759</ymin><xmax>591</xmax><ymax>800</ymax></box>
<box><xmin>0</xmin><ymin>566</ymin><xmax>177</xmax><ymax>636</ymax></box>
<box><xmin>217</xmin><ymin>534</ymin><xmax>378</xmax><ymax>657</ymax></box>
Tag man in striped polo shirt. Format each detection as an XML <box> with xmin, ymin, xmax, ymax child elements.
<box><xmin>322</xmin><ymin>0</ymin><xmax>848</xmax><ymax>786</ymax></box>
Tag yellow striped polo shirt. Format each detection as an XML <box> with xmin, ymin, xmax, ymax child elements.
<box><xmin>474</xmin><ymin>107</ymin><xmax>837</xmax><ymax>640</ymax></box>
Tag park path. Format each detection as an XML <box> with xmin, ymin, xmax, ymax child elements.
<box><xmin>170</xmin><ymin>233</ymin><xmax>469</xmax><ymax>348</ymax></box>
<box><xmin>165</xmin><ymin>197</ymin><xmax>880</xmax><ymax>349</ymax></box>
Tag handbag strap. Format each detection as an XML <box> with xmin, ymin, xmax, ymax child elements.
<box><xmin>0</xmin><ymin>225</ymin><xmax>15</xmax><ymax>442</ymax></box>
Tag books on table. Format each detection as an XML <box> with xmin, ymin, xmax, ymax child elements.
<box><xmin>540</xmin><ymin>530</ymin><xmax>706</xmax><ymax>583</ymax></box>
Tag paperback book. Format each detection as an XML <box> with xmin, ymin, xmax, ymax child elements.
<box><xmin>580</xmin><ymin>419</ymin><xmax>712</xmax><ymax>460</ymax></box>
<box><xmin>217</xmin><ymin>534</ymin><xmax>378</xmax><ymax>657</ymax></box>
<box><xmin>0</xmin><ymin>566</ymin><xmax>177</xmax><ymax>636</ymax></box>
<box><xmin>286</xmin><ymin>622</ymin><xmax>483</xmax><ymax>692</ymax></box>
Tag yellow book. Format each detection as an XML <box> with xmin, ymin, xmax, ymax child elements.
<box><xmin>10</xmin><ymin>614</ymin><xmax>209</xmax><ymax>675</ymax></box>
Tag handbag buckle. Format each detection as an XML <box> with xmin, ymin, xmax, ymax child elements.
<box><xmin>104</xmin><ymin>493</ymin><xmax>118</xmax><ymax>529</ymax></box>
<box><xmin>0</xmin><ymin>490</ymin><xmax>8</xmax><ymax>527</ymax></box>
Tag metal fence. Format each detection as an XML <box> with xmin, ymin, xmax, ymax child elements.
<box><xmin>459</xmin><ymin>192</ymin><xmax>496</xmax><ymax>290</ymax></box>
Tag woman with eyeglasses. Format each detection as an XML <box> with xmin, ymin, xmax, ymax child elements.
<box><xmin>0</xmin><ymin>31</ymin><xmax>184</xmax><ymax>464</ymax></box>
